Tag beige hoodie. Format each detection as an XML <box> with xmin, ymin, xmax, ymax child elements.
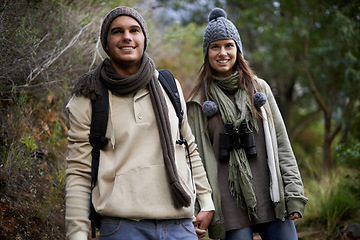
<box><xmin>65</xmin><ymin>71</ymin><xmax>214</xmax><ymax>239</ymax></box>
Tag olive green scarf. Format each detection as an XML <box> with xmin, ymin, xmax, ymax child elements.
<box><xmin>209</xmin><ymin>71</ymin><xmax>258</xmax><ymax>220</ymax></box>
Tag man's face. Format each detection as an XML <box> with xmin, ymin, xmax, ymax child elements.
<box><xmin>106</xmin><ymin>15</ymin><xmax>145</xmax><ymax>73</ymax></box>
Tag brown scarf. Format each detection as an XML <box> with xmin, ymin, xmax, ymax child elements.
<box><xmin>74</xmin><ymin>53</ymin><xmax>191</xmax><ymax>208</ymax></box>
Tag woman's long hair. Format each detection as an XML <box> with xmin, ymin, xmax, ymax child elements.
<box><xmin>188</xmin><ymin>49</ymin><xmax>264</xmax><ymax>118</ymax></box>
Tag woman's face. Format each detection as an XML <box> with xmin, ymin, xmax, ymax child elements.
<box><xmin>208</xmin><ymin>39</ymin><xmax>237</xmax><ymax>78</ymax></box>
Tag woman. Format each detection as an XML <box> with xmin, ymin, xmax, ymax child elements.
<box><xmin>187</xmin><ymin>8</ymin><xmax>308</xmax><ymax>240</ymax></box>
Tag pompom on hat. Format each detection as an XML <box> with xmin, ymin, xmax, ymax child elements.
<box><xmin>203</xmin><ymin>8</ymin><xmax>243</xmax><ymax>59</ymax></box>
<box><xmin>202</xmin><ymin>80</ymin><xmax>218</xmax><ymax>117</ymax></box>
<box><xmin>100</xmin><ymin>6</ymin><xmax>149</xmax><ymax>55</ymax></box>
<box><xmin>252</xmin><ymin>81</ymin><xmax>267</xmax><ymax>109</ymax></box>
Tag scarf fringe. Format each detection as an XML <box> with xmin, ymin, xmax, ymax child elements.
<box><xmin>229</xmin><ymin>181</ymin><xmax>259</xmax><ymax>221</ymax></box>
<box><xmin>247</xmin><ymin>207</ymin><xmax>258</xmax><ymax>221</ymax></box>
<box><xmin>171</xmin><ymin>181</ymin><xmax>191</xmax><ymax>208</ymax></box>
<box><xmin>73</xmin><ymin>64</ymin><xmax>103</xmax><ymax>100</ymax></box>
<box><xmin>228</xmin><ymin>145</ymin><xmax>258</xmax><ymax>220</ymax></box>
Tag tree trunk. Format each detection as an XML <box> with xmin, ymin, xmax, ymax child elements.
<box><xmin>322</xmin><ymin>111</ymin><xmax>342</xmax><ymax>171</ymax></box>
<box><xmin>323</xmin><ymin>117</ymin><xmax>332</xmax><ymax>171</ymax></box>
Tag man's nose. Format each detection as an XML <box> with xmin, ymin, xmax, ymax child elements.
<box><xmin>123</xmin><ymin>31</ymin><xmax>131</xmax><ymax>41</ymax></box>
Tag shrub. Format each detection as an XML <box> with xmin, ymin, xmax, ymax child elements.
<box><xmin>299</xmin><ymin>167</ymin><xmax>360</xmax><ymax>236</ymax></box>
<box><xmin>335</xmin><ymin>142</ymin><xmax>360</xmax><ymax>170</ymax></box>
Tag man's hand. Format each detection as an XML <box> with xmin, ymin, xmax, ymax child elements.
<box><xmin>193</xmin><ymin>211</ymin><xmax>214</xmax><ymax>239</ymax></box>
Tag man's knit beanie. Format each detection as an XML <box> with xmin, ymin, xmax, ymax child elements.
<box><xmin>203</xmin><ymin>8</ymin><xmax>243</xmax><ymax>59</ymax></box>
<box><xmin>100</xmin><ymin>6</ymin><xmax>149</xmax><ymax>55</ymax></box>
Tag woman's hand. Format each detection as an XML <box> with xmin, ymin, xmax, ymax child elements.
<box><xmin>288</xmin><ymin>212</ymin><xmax>301</xmax><ymax>220</ymax></box>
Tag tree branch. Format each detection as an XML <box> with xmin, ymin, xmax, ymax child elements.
<box><xmin>90</xmin><ymin>20</ymin><xmax>103</xmax><ymax>70</ymax></box>
<box><xmin>303</xmin><ymin>2</ymin><xmax>328</xmax><ymax>117</ymax></box>
<box><xmin>26</xmin><ymin>21</ymin><xmax>92</xmax><ymax>84</ymax></box>
<box><xmin>290</xmin><ymin>109</ymin><xmax>321</xmax><ymax>142</ymax></box>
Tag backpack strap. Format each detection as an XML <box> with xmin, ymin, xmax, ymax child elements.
<box><xmin>157</xmin><ymin>69</ymin><xmax>185</xmax><ymax>143</ymax></box>
<box><xmin>89</xmin><ymin>81</ymin><xmax>108</xmax><ymax>238</ymax></box>
<box><xmin>158</xmin><ymin>70</ymin><xmax>183</xmax><ymax>125</ymax></box>
<box><xmin>158</xmin><ymin>69</ymin><xmax>194</xmax><ymax>192</ymax></box>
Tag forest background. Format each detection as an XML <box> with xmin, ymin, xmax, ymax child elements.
<box><xmin>0</xmin><ymin>0</ymin><xmax>359</xmax><ymax>239</ymax></box>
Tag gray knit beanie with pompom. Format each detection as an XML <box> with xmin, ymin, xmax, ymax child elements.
<box><xmin>203</xmin><ymin>8</ymin><xmax>243</xmax><ymax>59</ymax></box>
<box><xmin>100</xmin><ymin>6</ymin><xmax>149</xmax><ymax>55</ymax></box>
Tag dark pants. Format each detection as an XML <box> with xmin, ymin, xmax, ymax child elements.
<box><xmin>226</xmin><ymin>219</ymin><xmax>298</xmax><ymax>240</ymax></box>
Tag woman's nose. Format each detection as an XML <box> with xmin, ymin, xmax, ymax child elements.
<box><xmin>219</xmin><ymin>47</ymin><xmax>227</xmax><ymax>55</ymax></box>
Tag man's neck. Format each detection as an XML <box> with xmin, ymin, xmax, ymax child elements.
<box><xmin>110</xmin><ymin>59</ymin><xmax>141</xmax><ymax>76</ymax></box>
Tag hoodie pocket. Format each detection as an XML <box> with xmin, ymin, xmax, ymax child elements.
<box><xmin>98</xmin><ymin>165</ymin><xmax>182</xmax><ymax>218</ymax></box>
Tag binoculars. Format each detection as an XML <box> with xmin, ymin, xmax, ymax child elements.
<box><xmin>218</xmin><ymin>122</ymin><xmax>257</xmax><ymax>162</ymax></box>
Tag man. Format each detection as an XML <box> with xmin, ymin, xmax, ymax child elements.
<box><xmin>65</xmin><ymin>6</ymin><xmax>214</xmax><ymax>240</ymax></box>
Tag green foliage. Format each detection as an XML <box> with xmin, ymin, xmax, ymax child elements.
<box><xmin>300</xmin><ymin>168</ymin><xmax>360</xmax><ymax>235</ymax></box>
<box><xmin>35</xmin><ymin>164</ymin><xmax>66</xmax><ymax>222</ymax></box>
<box><xmin>0</xmin><ymin>89</ymin><xmax>68</xmax><ymax>238</ymax></box>
<box><xmin>310</xmin><ymin>9</ymin><xmax>360</xmax><ymax>104</ymax></box>
<box><xmin>151</xmin><ymin>21</ymin><xmax>205</xmax><ymax>97</ymax></box>
<box><xmin>321</xmin><ymin>176</ymin><xmax>359</xmax><ymax>231</ymax></box>
<box><xmin>56</xmin><ymin>164</ymin><xmax>66</xmax><ymax>189</ymax></box>
<box><xmin>335</xmin><ymin>142</ymin><xmax>360</xmax><ymax>169</ymax></box>
<box><xmin>291</xmin><ymin>118</ymin><xmax>323</xmax><ymax>178</ymax></box>
<box><xmin>1</xmin><ymin>90</ymin><xmax>35</xmax><ymax>172</ymax></box>
<box><xmin>349</xmin><ymin>106</ymin><xmax>360</xmax><ymax>140</ymax></box>
<box><xmin>0</xmin><ymin>0</ymin><xmax>92</xmax><ymax>237</ymax></box>
<box><xmin>21</xmin><ymin>133</ymin><xmax>38</xmax><ymax>153</ymax></box>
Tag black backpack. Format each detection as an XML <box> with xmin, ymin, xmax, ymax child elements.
<box><xmin>88</xmin><ymin>69</ymin><xmax>190</xmax><ymax>238</ymax></box>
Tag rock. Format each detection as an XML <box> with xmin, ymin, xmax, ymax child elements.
<box><xmin>342</xmin><ymin>222</ymin><xmax>360</xmax><ymax>240</ymax></box>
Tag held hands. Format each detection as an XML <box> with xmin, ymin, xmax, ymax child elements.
<box><xmin>288</xmin><ymin>212</ymin><xmax>301</xmax><ymax>220</ymax></box>
<box><xmin>193</xmin><ymin>210</ymin><xmax>214</xmax><ymax>239</ymax></box>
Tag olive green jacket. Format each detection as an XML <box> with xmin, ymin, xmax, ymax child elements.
<box><xmin>187</xmin><ymin>77</ymin><xmax>308</xmax><ymax>239</ymax></box>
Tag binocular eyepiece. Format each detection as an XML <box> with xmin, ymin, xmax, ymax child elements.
<box><xmin>218</xmin><ymin>122</ymin><xmax>257</xmax><ymax>162</ymax></box>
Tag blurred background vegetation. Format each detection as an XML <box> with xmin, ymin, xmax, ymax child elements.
<box><xmin>0</xmin><ymin>0</ymin><xmax>359</xmax><ymax>239</ymax></box>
